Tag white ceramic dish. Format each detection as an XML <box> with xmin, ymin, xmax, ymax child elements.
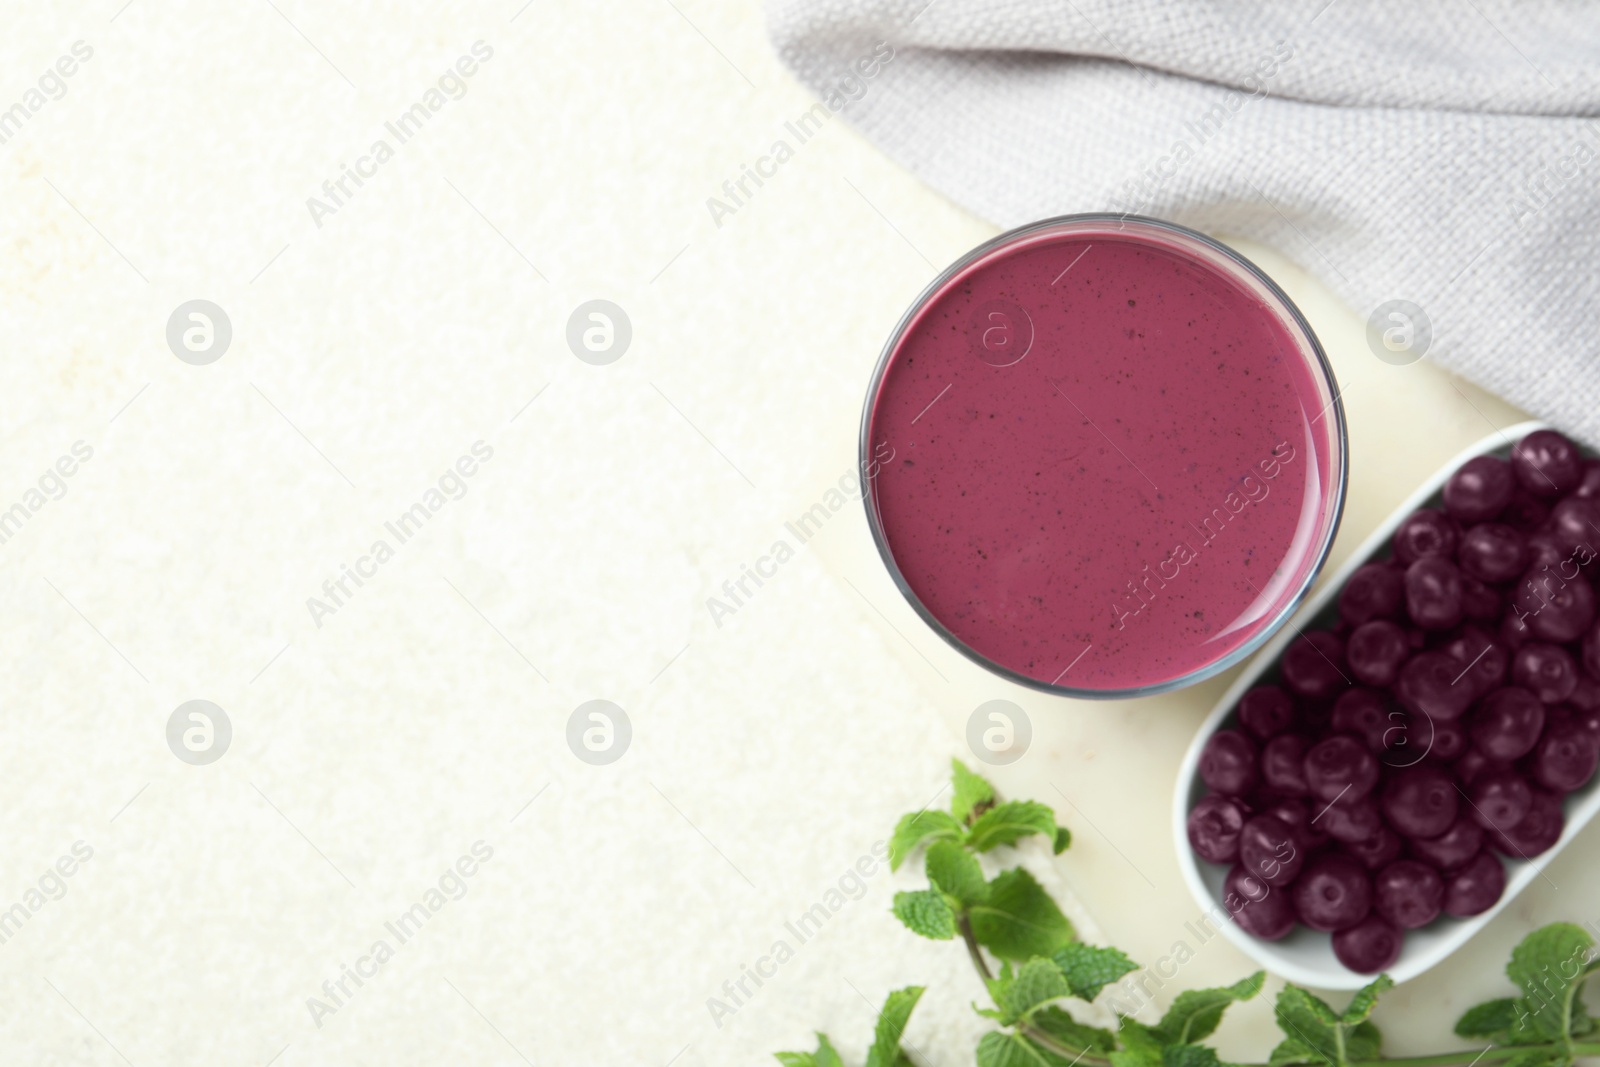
<box><xmin>1173</xmin><ymin>420</ymin><xmax>1600</xmax><ymax>990</ymax></box>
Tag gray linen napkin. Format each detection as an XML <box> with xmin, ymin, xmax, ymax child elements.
<box><xmin>767</xmin><ymin>0</ymin><xmax>1600</xmax><ymax>442</ymax></box>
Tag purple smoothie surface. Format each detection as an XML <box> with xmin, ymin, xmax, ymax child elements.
<box><xmin>865</xmin><ymin>223</ymin><xmax>1341</xmax><ymax>692</ymax></box>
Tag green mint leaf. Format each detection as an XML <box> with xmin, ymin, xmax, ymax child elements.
<box><xmin>984</xmin><ymin>966</ymin><xmax>1018</xmax><ymax>1022</ymax></box>
<box><xmin>927</xmin><ymin>840</ymin><xmax>989</xmax><ymax>907</ymax></box>
<box><xmin>1343</xmin><ymin>1021</ymin><xmax>1383</xmax><ymax>1063</ymax></box>
<box><xmin>975</xmin><ymin>1030</ymin><xmax>1036</xmax><ymax>1067</ymax></box>
<box><xmin>1340</xmin><ymin>976</ymin><xmax>1393</xmax><ymax>1025</ymax></box>
<box><xmin>864</xmin><ymin>986</ymin><xmax>924</xmax><ymax>1067</ymax></box>
<box><xmin>1274</xmin><ymin>986</ymin><xmax>1342</xmax><ymax>1066</ymax></box>
<box><xmin>1156</xmin><ymin>972</ymin><xmax>1266</xmax><ymax>1045</ymax></box>
<box><xmin>775</xmin><ymin>1032</ymin><xmax>843</xmax><ymax>1067</ymax></box>
<box><xmin>978</xmin><ymin>1029</ymin><xmax>1091</xmax><ymax>1067</ymax></box>
<box><xmin>1109</xmin><ymin>1024</ymin><xmax>1165</xmax><ymax>1067</ymax></box>
<box><xmin>892</xmin><ymin>889</ymin><xmax>957</xmax><ymax>940</ymax></box>
<box><xmin>1291</xmin><ymin>985</ymin><xmax>1341</xmax><ymax>1027</ymax></box>
<box><xmin>1500</xmin><ymin>1051</ymin><xmax>1563</xmax><ymax>1067</ymax></box>
<box><xmin>1110</xmin><ymin>1051</ymin><xmax>1164</xmax><ymax>1067</ymax></box>
<box><xmin>1163</xmin><ymin>1045</ymin><xmax>1225</xmax><ymax>1067</ymax></box>
<box><xmin>1268</xmin><ymin>1038</ymin><xmax>1318</xmax><ymax>1067</ymax></box>
<box><xmin>888</xmin><ymin>809</ymin><xmax>964</xmax><ymax>871</ymax></box>
<box><xmin>1052</xmin><ymin>943</ymin><xmax>1140</xmax><ymax>1002</ymax></box>
<box><xmin>968</xmin><ymin>867</ymin><xmax>1077</xmax><ymax>962</ymax></box>
<box><xmin>1031</xmin><ymin>1006</ymin><xmax>1116</xmax><ymax>1052</ymax></box>
<box><xmin>974</xmin><ymin>1031</ymin><xmax>1020</xmax><ymax>1067</ymax></box>
<box><xmin>1120</xmin><ymin>1019</ymin><xmax>1165</xmax><ymax>1056</ymax></box>
<box><xmin>989</xmin><ymin>958</ymin><xmax>1070</xmax><ymax>1024</ymax></box>
<box><xmin>966</xmin><ymin>801</ymin><xmax>1061</xmax><ymax>853</ymax></box>
<box><xmin>1270</xmin><ymin>1001</ymin><xmax>1380</xmax><ymax>1067</ymax></box>
<box><xmin>1456</xmin><ymin>998</ymin><xmax>1521</xmax><ymax>1040</ymax></box>
<box><xmin>1054</xmin><ymin>827</ymin><xmax>1072</xmax><ymax>853</ymax></box>
<box><xmin>1506</xmin><ymin>1003</ymin><xmax>1554</xmax><ymax>1048</ymax></box>
<box><xmin>1506</xmin><ymin>922</ymin><xmax>1596</xmax><ymax>1043</ymax></box>
<box><xmin>951</xmin><ymin>759</ymin><xmax>997</xmax><ymax>824</ymax></box>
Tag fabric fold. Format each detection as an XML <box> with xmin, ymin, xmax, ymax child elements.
<box><xmin>768</xmin><ymin>0</ymin><xmax>1600</xmax><ymax>443</ymax></box>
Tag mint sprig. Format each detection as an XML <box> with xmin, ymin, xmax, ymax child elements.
<box><xmin>952</xmin><ymin>759</ymin><xmax>997</xmax><ymax>824</ymax></box>
<box><xmin>1270</xmin><ymin>979</ymin><xmax>1387</xmax><ymax>1067</ymax></box>
<box><xmin>889</xmin><ymin>760</ymin><xmax>1070</xmax><ymax>872</ymax></box>
<box><xmin>1053</xmin><ymin>943</ymin><xmax>1140</xmax><ymax>1002</ymax></box>
<box><xmin>778</xmin><ymin>987</ymin><xmax>924</xmax><ymax>1067</ymax></box>
<box><xmin>777</xmin><ymin>761</ymin><xmax>1600</xmax><ymax>1067</ymax></box>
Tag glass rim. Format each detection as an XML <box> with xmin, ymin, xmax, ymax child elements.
<box><xmin>857</xmin><ymin>212</ymin><xmax>1350</xmax><ymax>701</ymax></box>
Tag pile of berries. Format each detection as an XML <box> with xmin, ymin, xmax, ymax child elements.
<box><xmin>1187</xmin><ymin>429</ymin><xmax>1600</xmax><ymax>973</ymax></box>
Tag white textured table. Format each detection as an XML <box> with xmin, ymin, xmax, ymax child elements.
<box><xmin>1</xmin><ymin>3</ymin><xmax>1592</xmax><ymax>1066</ymax></box>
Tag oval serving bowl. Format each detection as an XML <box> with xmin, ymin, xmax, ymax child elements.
<box><xmin>1173</xmin><ymin>420</ymin><xmax>1600</xmax><ymax>989</ymax></box>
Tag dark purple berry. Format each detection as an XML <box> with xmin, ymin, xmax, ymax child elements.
<box><xmin>1261</xmin><ymin>797</ymin><xmax>1330</xmax><ymax>852</ymax></box>
<box><xmin>1373</xmin><ymin>860</ymin><xmax>1443</xmax><ymax>929</ymax></box>
<box><xmin>1380</xmin><ymin>710</ymin><xmax>1433</xmax><ymax>765</ymax></box>
<box><xmin>1239</xmin><ymin>815</ymin><xmax>1306</xmax><ymax>887</ymax></box>
<box><xmin>1469</xmin><ymin>687</ymin><xmax>1546</xmax><ymax>760</ymax></box>
<box><xmin>1346</xmin><ymin>620</ymin><xmax>1409</xmax><ymax>689</ymax></box>
<box><xmin>1408</xmin><ymin>815</ymin><xmax>1484</xmax><ymax>872</ymax></box>
<box><xmin>1393</xmin><ymin>509</ymin><xmax>1461</xmax><ymax>566</ymax></box>
<box><xmin>1397</xmin><ymin>651</ymin><xmax>1476</xmax><ymax>721</ymax></box>
<box><xmin>1460</xmin><ymin>576</ymin><xmax>1502</xmax><ymax>621</ymax></box>
<box><xmin>1187</xmin><ymin>794</ymin><xmax>1248</xmax><ymax>863</ymax></box>
<box><xmin>1262</xmin><ymin>733</ymin><xmax>1311</xmax><ymax>796</ymax></box>
<box><xmin>1305</xmin><ymin>735</ymin><xmax>1379</xmax><ymax>802</ymax></box>
<box><xmin>1512</xmin><ymin>642</ymin><xmax>1578</xmax><ymax>703</ymax></box>
<box><xmin>1533</xmin><ymin>722</ymin><xmax>1600</xmax><ymax>793</ymax></box>
<box><xmin>1427</xmin><ymin>718</ymin><xmax>1468</xmax><ymax>762</ymax></box>
<box><xmin>1200</xmin><ymin>730</ymin><xmax>1259</xmax><ymax>795</ymax></box>
<box><xmin>1319</xmin><ymin>796</ymin><xmax>1384</xmax><ymax>844</ymax></box>
<box><xmin>1454</xmin><ymin>749</ymin><xmax>1500</xmax><ymax>787</ymax></box>
<box><xmin>1501</xmin><ymin>490</ymin><xmax>1551</xmax><ymax>532</ymax></box>
<box><xmin>1570</xmin><ymin>676</ymin><xmax>1600</xmax><ymax>712</ymax></box>
<box><xmin>1333</xmin><ymin>915</ymin><xmax>1403</xmax><ymax>973</ymax></box>
<box><xmin>1237</xmin><ymin>686</ymin><xmax>1297</xmax><ymax>740</ymax></box>
<box><xmin>1524</xmin><ymin>530</ymin><xmax>1568</xmax><ymax>573</ymax></box>
<box><xmin>1331</xmin><ymin>689</ymin><xmax>1393</xmax><ymax>753</ymax></box>
<box><xmin>1500</xmin><ymin>609</ymin><xmax>1534</xmax><ymax>650</ymax></box>
<box><xmin>1486</xmin><ymin>787</ymin><xmax>1564</xmax><ymax>859</ymax></box>
<box><xmin>1292</xmin><ymin>854</ymin><xmax>1372</xmax><ymax>932</ymax></box>
<box><xmin>1512</xmin><ymin>569</ymin><xmax>1596</xmax><ymax>643</ymax></box>
<box><xmin>1581</xmin><ymin>621</ymin><xmax>1600</xmax><ymax>682</ymax></box>
<box><xmin>1340</xmin><ymin>564</ymin><xmax>1404</xmax><ymax>627</ymax></box>
<box><xmin>1382</xmin><ymin>765</ymin><xmax>1458</xmax><ymax>839</ymax></box>
<box><xmin>1345</xmin><ymin>825</ymin><xmax>1402</xmax><ymax>870</ymax></box>
<box><xmin>1280</xmin><ymin>631</ymin><xmax>1350</xmax><ymax>701</ymax></box>
<box><xmin>1440</xmin><ymin>626</ymin><xmax>1509</xmax><ymax>698</ymax></box>
<box><xmin>1405</xmin><ymin>557</ymin><xmax>1464</xmax><ymax>630</ymax></box>
<box><xmin>1443</xmin><ymin>850</ymin><xmax>1505</xmax><ymax>916</ymax></box>
<box><xmin>1469</xmin><ymin>770</ymin><xmax>1533</xmax><ymax>832</ymax></box>
<box><xmin>1547</xmin><ymin>497</ymin><xmax>1600</xmax><ymax>556</ymax></box>
<box><xmin>1512</xmin><ymin>430</ymin><xmax>1583</xmax><ymax>497</ymax></box>
<box><xmin>1444</xmin><ymin>456</ymin><xmax>1516</xmax><ymax>523</ymax></box>
<box><xmin>1574</xmin><ymin>460</ymin><xmax>1600</xmax><ymax>499</ymax></box>
<box><xmin>1457</xmin><ymin>523</ymin><xmax>1527</xmax><ymax>583</ymax></box>
<box><xmin>1224</xmin><ymin>863</ymin><xmax>1295</xmax><ymax>940</ymax></box>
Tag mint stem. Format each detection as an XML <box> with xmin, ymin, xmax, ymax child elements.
<box><xmin>958</xmin><ymin>913</ymin><xmax>994</xmax><ymax>982</ymax></box>
<box><xmin>1345</xmin><ymin>1045</ymin><xmax>1600</xmax><ymax>1067</ymax></box>
<box><xmin>954</xmin><ymin>905</ymin><xmax>1600</xmax><ymax>1067</ymax></box>
<box><xmin>1019</xmin><ymin>1022</ymin><xmax>1116</xmax><ymax>1066</ymax></box>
